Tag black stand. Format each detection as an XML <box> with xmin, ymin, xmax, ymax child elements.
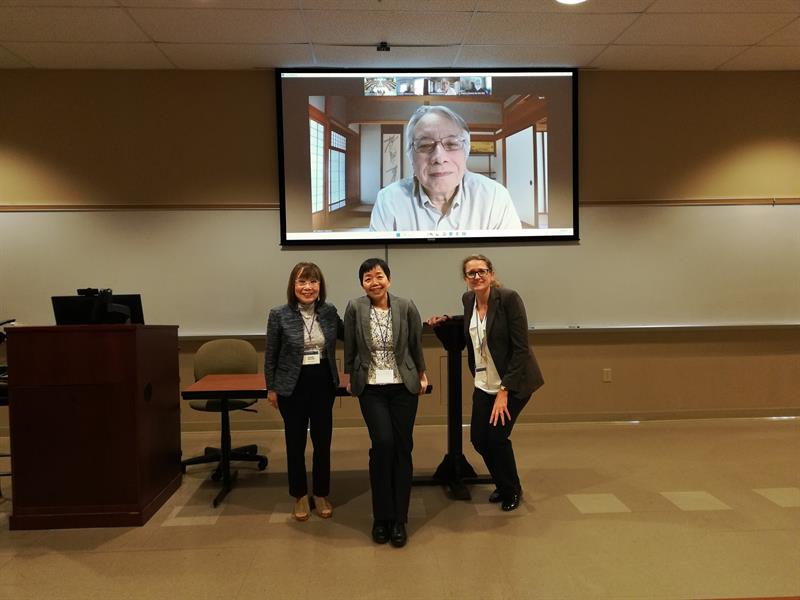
<box><xmin>414</xmin><ymin>316</ymin><xmax>492</xmax><ymax>500</ymax></box>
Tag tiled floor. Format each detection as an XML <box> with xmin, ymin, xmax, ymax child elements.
<box><xmin>0</xmin><ymin>417</ymin><xmax>798</xmax><ymax>600</ymax></box>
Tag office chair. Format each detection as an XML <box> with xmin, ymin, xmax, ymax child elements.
<box><xmin>181</xmin><ymin>339</ymin><xmax>267</xmax><ymax>481</ymax></box>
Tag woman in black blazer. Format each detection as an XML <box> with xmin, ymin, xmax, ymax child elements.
<box><xmin>344</xmin><ymin>258</ymin><xmax>427</xmax><ymax>548</ymax></box>
<box><xmin>265</xmin><ymin>262</ymin><xmax>343</xmax><ymax>521</ymax></box>
<box><xmin>429</xmin><ymin>254</ymin><xmax>543</xmax><ymax>511</ymax></box>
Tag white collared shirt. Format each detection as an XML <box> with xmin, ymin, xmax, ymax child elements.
<box><xmin>469</xmin><ymin>300</ymin><xmax>502</xmax><ymax>394</ymax></box>
<box><xmin>369</xmin><ymin>171</ymin><xmax>522</xmax><ymax>232</ymax></box>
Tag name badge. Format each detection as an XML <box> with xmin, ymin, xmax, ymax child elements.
<box><xmin>302</xmin><ymin>350</ymin><xmax>321</xmax><ymax>365</ymax></box>
<box><xmin>375</xmin><ymin>368</ymin><xmax>394</xmax><ymax>384</ymax></box>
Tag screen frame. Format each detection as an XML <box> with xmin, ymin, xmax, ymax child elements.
<box><xmin>275</xmin><ymin>66</ymin><xmax>580</xmax><ymax>247</ymax></box>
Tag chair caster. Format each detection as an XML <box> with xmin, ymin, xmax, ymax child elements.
<box><xmin>257</xmin><ymin>458</ymin><xmax>268</xmax><ymax>471</ymax></box>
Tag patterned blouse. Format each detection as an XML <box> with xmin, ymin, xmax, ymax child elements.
<box><xmin>299</xmin><ymin>302</ymin><xmax>326</xmax><ymax>358</ymax></box>
<box><xmin>367</xmin><ymin>306</ymin><xmax>401</xmax><ymax>385</ymax></box>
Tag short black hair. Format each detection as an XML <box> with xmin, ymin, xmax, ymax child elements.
<box><xmin>358</xmin><ymin>258</ymin><xmax>391</xmax><ymax>282</ymax></box>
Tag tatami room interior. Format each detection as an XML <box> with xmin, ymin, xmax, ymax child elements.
<box><xmin>1</xmin><ymin>1</ymin><xmax>799</xmax><ymax>599</ymax></box>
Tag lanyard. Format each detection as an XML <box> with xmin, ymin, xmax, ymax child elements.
<box><xmin>370</xmin><ymin>305</ymin><xmax>392</xmax><ymax>359</ymax></box>
<box><xmin>300</xmin><ymin>310</ymin><xmax>317</xmax><ymax>344</ymax></box>
<box><xmin>474</xmin><ymin>299</ymin><xmax>488</xmax><ymax>363</ymax></box>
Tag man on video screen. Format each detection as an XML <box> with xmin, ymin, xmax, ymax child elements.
<box><xmin>369</xmin><ymin>105</ymin><xmax>521</xmax><ymax>232</ymax></box>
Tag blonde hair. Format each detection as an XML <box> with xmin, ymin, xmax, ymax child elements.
<box><xmin>462</xmin><ymin>254</ymin><xmax>501</xmax><ymax>288</ymax></box>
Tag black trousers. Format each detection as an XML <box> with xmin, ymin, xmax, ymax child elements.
<box><xmin>470</xmin><ymin>387</ymin><xmax>530</xmax><ymax>498</ymax></box>
<box><xmin>358</xmin><ymin>384</ymin><xmax>418</xmax><ymax>523</ymax></box>
<box><xmin>278</xmin><ymin>360</ymin><xmax>336</xmax><ymax>498</ymax></box>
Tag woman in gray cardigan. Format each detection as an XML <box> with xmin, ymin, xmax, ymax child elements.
<box><xmin>265</xmin><ymin>262</ymin><xmax>343</xmax><ymax>521</ymax></box>
<box><xmin>344</xmin><ymin>258</ymin><xmax>427</xmax><ymax>548</ymax></box>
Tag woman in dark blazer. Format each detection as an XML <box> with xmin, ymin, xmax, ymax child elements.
<box><xmin>344</xmin><ymin>258</ymin><xmax>427</xmax><ymax>548</ymax></box>
<box><xmin>265</xmin><ymin>262</ymin><xmax>343</xmax><ymax>521</ymax></box>
<box><xmin>429</xmin><ymin>254</ymin><xmax>543</xmax><ymax>511</ymax></box>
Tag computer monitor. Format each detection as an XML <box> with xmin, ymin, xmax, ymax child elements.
<box><xmin>52</xmin><ymin>293</ymin><xmax>145</xmax><ymax>325</ymax></box>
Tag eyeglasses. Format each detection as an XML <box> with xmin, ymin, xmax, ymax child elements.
<box><xmin>412</xmin><ymin>136</ymin><xmax>465</xmax><ymax>154</ymax></box>
<box><xmin>465</xmin><ymin>269</ymin><xmax>490</xmax><ymax>279</ymax></box>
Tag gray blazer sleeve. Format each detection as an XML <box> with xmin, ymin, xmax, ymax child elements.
<box><xmin>264</xmin><ymin>307</ymin><xmax>282</xmax><ymax>391</ymax></box>
<box><xmin>343</xmin><ymin>300</ymin><xmax>357</xmax><ymax>376</ymax></box>
<box><xmin>407</xmin><ymin>299</ymin><xmax>426</xmax><ymax>374</ymax></box>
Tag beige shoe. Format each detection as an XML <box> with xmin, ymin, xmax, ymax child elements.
<box><xmin>292</xmin><ymin>495</ymin><xmax>310</xmax><ymax>521</ymax></box>
<box><xmin>314</xmin><ymin>496</ymin><xmax>333</xmax><ymax>518</ymax></box>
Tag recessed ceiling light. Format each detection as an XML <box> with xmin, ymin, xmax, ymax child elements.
<box><xmin>556</xmin><ymin>0</ymin><xmax>587</xmax><ymax>5</ymax></box>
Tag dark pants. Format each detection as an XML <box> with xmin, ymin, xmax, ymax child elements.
<box><xmin>470</xmin><ymin>387</ymin><xmax>529</xmax><ymax>498</ymax></box>
<box><xmin>278</xmin><ymin>360</ymin><xmax>335</xmax><ymax>498</ymax></box>
<box><xmin>358</xmin><ymin>384</ymin><xmax>418</xmax><ymax>524</ymax></box>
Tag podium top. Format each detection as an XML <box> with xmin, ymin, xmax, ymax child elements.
<box><xmin>7</xmin><ymin>324</ymin><xmax>178</xmax><ymax>333</ymax></box>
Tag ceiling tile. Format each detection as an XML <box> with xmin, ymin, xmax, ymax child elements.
<box><xmin>761</xmin><ymin>15</ymin><xmax>800</xmax><ymax>44</ymax></box>
<box><xmin>120</xmin><ymin>1</ymin><xmax>298</xmax><ymax>6</ymax></box>
<box><xmin>3</xmin><ymin>41</ymin><xmax>176</xmax><ymax>68</ymax></box>
<box><xmin>456</xmin><ymin>44</ymin><xmax>604</xmax><ymax>67</ymax></box>
<box><xmin>301</xmin><ymin>0</ymin><xmax>475</xmax><ymax>10</ymax></box>
<box><xmin>0</xmin><ymin>7</ymin><xmax>150</xmax><ymax>42</ymax></box>
<box><xmin>0</xmin><ymin>44</ymin><xmax>31</xmax><ymax>67</ymax></box>
<box><xmin>647</xmin><ymin>0</ymin><xmax>800</xmax><ymax>13</ymax></box>
<box><xmin>0</xmin><ymin>0</ymin><xmax>117</xmax><ymax>5</ymax></box>
<box><xmin>159</xmin><ymin>42</ymin><xmax>314</xmax><ymax>68</ymax></box>
<box><xmin>591</xmin><ymin>44</ymin><xmax>744</xmax><ymax>70</ymax></box>
<box><xmin>128</xmin><ymin>8</ymin><xmax>306</xmax><ymax>43</ymax></box>
<box><xmin>476</xmin><ymin>0</ymin><xmax>652</xmax><ymax>13</ymax></box>
<box><xmin>616</xmin><ymin>13</ymin><xmax>796</xmax><ymax>45</ymax></box>
<box><xmin>312</xmin><ymin>44</ymin><xmax>460</xmax><ymax>68</ymax></box>
<box><xmin>467</xmin><ymin>12</ymin><xmax>638</xmax><ymax>45</ymax></box>
<box><xmin>720</xmin><ymin>45</ymin><xmax>800</xmax><ymax>69</ymax></box>
<box><xmin>303</xmin><ymin>10</ymin><xmax>471</xmax><ymax>45</ymax></box>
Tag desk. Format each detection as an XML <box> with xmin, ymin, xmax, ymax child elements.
<box><xmin>182</xmin><ymin>374</ymin><xmax>272</xmax><ymax>507</ymax></box>
<box><xmin>7</xmin><ymin>325</ymin><xmax>181</xmax><ymax>529</ymax></box>
<box><xmin>182</xmin><ymin>373</ymin><xmax>432</xmax><ymax>506</ymax></box>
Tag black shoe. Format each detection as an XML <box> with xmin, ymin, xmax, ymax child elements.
<box><xmin>501</xmin><ymin>491</ymin><xmax>522</xmax><ymax>512</ymax></box>
<box><xmin>488</xmin><ymin>489</ymin><xmax>502</xmax><ymax>503</ymax></box>
<box><xmin>372</xmin><ymin>520</ymin><xmax>390</xmax><ymax>544</ymax></box>
<box><xmin>389</xmin><ymin>522</ymin><xmax>407</xmax><ymax>548</ymax></box>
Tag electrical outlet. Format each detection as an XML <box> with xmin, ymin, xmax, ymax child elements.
<box><xmin>602</xmin><ymin>368</ymin><xmax>612</xmax><ymax>383</ymax></box>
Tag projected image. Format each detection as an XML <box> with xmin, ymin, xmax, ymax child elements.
<box><xmin>396</xmin><ymin>77</ymin><xmax>424</xmax><ymax>96</ymax></box>
<box><xmin>370</xmin><ymin>105</ymin><xmax>521</xmax><ymax>232</ymax></box>
<box><xmin>427</xmin><ymin>77</ymin><xmax>460</xmax><ymax>96</ymax></box>
<box><xmin>459</xmin><ymin>76</ymin><xmax>492</xmax><ymax>95</ymax></box>
<box><xmin>364</xmin><ymin>77</ymin><xmax>396</xmax><ymax>96</ymax></box>
<box><xmin>278</xmin><ymin>70</ymin><xmax>577</xmax><ymax>244</ymax></box>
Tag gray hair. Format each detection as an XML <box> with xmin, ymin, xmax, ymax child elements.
<box><xmin>405</xmin><ymin>105</ymin><xmax>471</xmax><ymax>164</ymax></box>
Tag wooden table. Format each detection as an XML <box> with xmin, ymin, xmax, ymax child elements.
<box><xmin>182</xmin><ymin>373</ymin><xmax>432</xmax><ymax>506</ymax></box>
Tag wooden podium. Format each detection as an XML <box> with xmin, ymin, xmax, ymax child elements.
<box><xmin>6</xmin><ymin>325</ymin><xmax>181</xmax><ymax>530</ymax></box>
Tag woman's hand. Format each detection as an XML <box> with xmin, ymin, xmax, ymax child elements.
<box><xmin>418</xmin><ymin>372</ymin><xmax>428</xmax><ymax>395</ymax></box>
<box><xmin>490</xmin><ymin>389</ymin><xmax>511</xmax><ymax>426</ymax></box>
<box><xmin>425</xmin><ymin>315</ymin><xmax>449</xmax><ymax>327</ymax></box>
<box><xmin>267</xmin><ymin>390</ymin><xmax>279</xmax><ymax>409</ymax></box>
